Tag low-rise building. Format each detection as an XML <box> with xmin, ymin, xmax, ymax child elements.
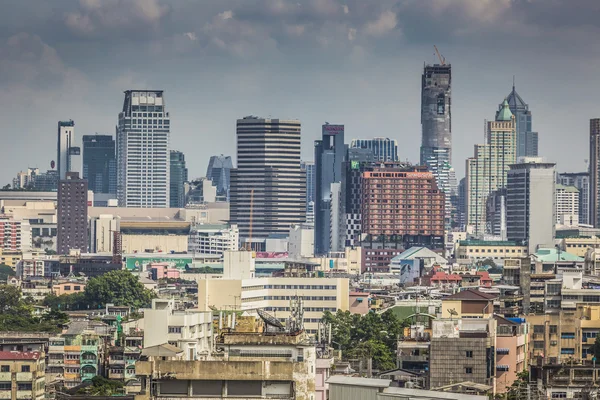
<box><xmin>188</xmin><ymin>223</ymin><xmax>238</xmax><ymax>257</ymax></box>
<box><xmin>455</xmin><ymin>240</ymin><xmax>527</xmax><ymax>264</ymax></box>
<box><xmin>52</xmin><ymin>281</ymin><xmax>86</xmax><ymax>296</ymax></box>
<box><xmin>0</xmin><ymin>351</ymin><xmax>45</xmax><ymax>400</ymax></box>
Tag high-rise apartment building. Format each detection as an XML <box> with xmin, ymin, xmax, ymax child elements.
<box><xmin>361</xmin><ymin>164</ymin><xmax>445</xmax><ymax>249</ymax></box>
<box><xmin>301</xmin><ymin>161</ymin><xmax>315</xmax><ymax>210</ymax></box>
<box><xmin>590</xmin><ymin>119</ymin><xmax>600</xmax><ymax>227</ymax></box>
<box><xmin>57</xmin><ymin>120</ymin><xmax>80</xmax><ymax>180</ymax></box>
<box><xmin>558</xmin><ymin>172</ymin><xmax>590</xmax><ymax>225</ymax></box>
<box><xmin>57</xmin><ymin>172</ymin><xmax>88</xmax><ymax>254</ymax></box>
<box><xmin>343</xmin><ymin>148</ymin><xmax>375</xmax><ymax>248</ymax></box>
<box><xmin>82</xmin><ymin>134</ymin><xmax>116</xmax><ymax>195</ymax></box>
<box><xmin>230</xmin><ymin>117</ymin><xmax>306</xmax><ymax>248</ymax></box>
<box><xmin>421</xmin><ymin>63</ymin><xmax>452</xmax><ymax>165</ymax></box>
<box><xmin>349</xmin><ymin>138</ymin><xmax>398</xmax><ymax>162</ymax></box>
<box><xmin>206</xmin><ymin>155</ymin><xmax>233</xmax><ymax>199</ymax></box>
<box><xmin>555</xmin><ymin>184</ymin><xmax>579</xmax><ymax>226</ymax></box>
<box><xmin>314</xmin><ymin>124</ymin><xmax>346</xmax><ymax>255</ymax></box>
<box><xmin>486</xmin><ymin>189</ymin><xmax>507</xmax><ymax>240</ymax></box>
<box><xmin>116</xmin><ymin>90</ymin><xmax>170</xmax><ymax>208</ymax></box>
<box><xmin>505</xmin><ymin>84</ymin><xmax>538</xmax><ymax>158</ymax></box>
<box><xmin>170</xmin><ymin>150</ymin><xmax>188</xmax><ymax>208</ymax></box>
<box><xmin>466</xmin><ymin>100</ymin><xmax>517</xmax><ymax>236</ymax></box>
<box><xmin>506</xmin><ymin>160</ymin><xmax>556</xmax><ymax>254</ymax></box>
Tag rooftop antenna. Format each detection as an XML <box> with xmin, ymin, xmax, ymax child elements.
<box><xmin>512</xmin><ymin>75</ymin><xmax>515</xmax><ymax>91</ymax></box>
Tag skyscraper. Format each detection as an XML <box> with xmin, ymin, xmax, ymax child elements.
<box><xmin>558</xmin><ymin>172</ymin><xmax>590</xmax><ymax>225</ymax></box>
<box><xmin>466</xmin><ymin>100</ymin><xmax>517</xmax><ymax>236</ymax></box>
<box><xmin>349</xmin><ymin>138</ymin><xmax>398</xmax><ymax>162</ymax></box>
<box><xmin>590</xmin><ymin>118</ymin><xmax>600</xmax><ymax>227</ymax></box>
<box><xmin>206</xmin><ymin>155</ymin><xmax>233</xmax><ymax>199</ymax></box>
<box><xmin>57</xmin><ymin>172</ymin><xmax>88</xmax><ymax>254</ymax></box>
<box><xmin>420</xmin><ymin>63</ymin><xmax>452</xmax><ymax>166</ymax></box>
<box><xmin>57</xmin><ymin>120</ymin><xmax>76</xmax><ymax>180</ymax></box>
<box><xmin>314</xmin><ymin>123</ymin><xmax>346</xmax><ymax>255</ymax></box>
<box><xmin>230</xmin><ymin>117</ymin><xmax>306</xmax><ymax>248</ymax></box>
<box><xmin>506</xmin><ymin>160</ymin><xmax>555</xmax><ymax>253</ymax></box>
<box><xmin>116</xmin><ymin>90</ymin><xmax>170</xmax><ymax>208</ymax></box>
<box><xmin>301</xmin><ymin>161</ymin><xmax>315</xmax><ymax>214</ymax></box>
<box><xmin>504</xmin><ymin>84</ymin><xmax>538</xmax><ymax>158</ymax></box>
<box><xmin>555</xmin><ymin>184</ymin><xmax>579</xmax><ymax>225</ymax></box>
<box><xmin>82</xmin><ymin>134</ymin><xmax>116</xmax><ymax>195</ymax></box>
<box><xmin>170</xmin><ymin>150</ymin><xmax>188</xmax><ymax>208</ymax></box>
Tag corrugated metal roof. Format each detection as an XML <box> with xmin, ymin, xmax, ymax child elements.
<box><xmin>327</xmin><ymin>376</ymin><xmax>391</xmax><ymax>388</ymax></box>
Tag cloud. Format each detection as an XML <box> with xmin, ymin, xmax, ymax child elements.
<box><xmin>364</xmin><ymin>10</ymin><xmax>397</xmax><ymax>37</ymax></box>
<box><xmin>184</xmin><ymin>32</ymin><xmax>198</xmax><ymax>41</ymax></box>
<box><xmin>285</xmin><ymin>24</ymin><xmax>306</xmax><ymax>36</ymax></box>
<box><xmin>218</xmin><ymin>10</ymin><xmax>233</xmax><ymax>20</ymax></box>
<box><xmin>347</xmin><ymin>27</ymin><xmax>356</xmax><ymax>41</ymax></box>
<box><xmin>343</xmin><ymin>4</ymin><xmax>349</xmax><ymax>14</ymax></box>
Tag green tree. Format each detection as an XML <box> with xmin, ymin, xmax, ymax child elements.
<box><xmin>506</xmin><ymin>370</ymin><xmax>529</xmax><ymax>400</ymax></box>
<box><xmin>77</xmin><ymin>376</ymin><xmax>124</xmax><ymax>396</ymax></box>
<box><xmin>0</xmin><ymin>264</ymin><xmax>15</xmax><ymax>281</ymax></box>
<box><xmin>83</xmin><ymin>270</ymin><xmax>155</xmax><ymax>309</ymax></box>
<box><xmin>0</xmin><ymin>285</ymin><xmax>65</xmax><ymax>333</ymax></box>
<box><xmin>590</xmin><ymin>336</ymin><xmax>600</xmax><ymax>360</ymax></box>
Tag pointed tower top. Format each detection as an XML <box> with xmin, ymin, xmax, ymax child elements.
<box><xmin>496</xmin><ymin>98</ymin><xmax>514</xmax><ymax>121</ymax></box>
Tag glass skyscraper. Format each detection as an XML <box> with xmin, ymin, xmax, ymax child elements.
<box><xmin>82</xmin><ymin>134</ymin><xmax>116</xmax><ymax>195</ymax></box>
<box><xmin>349</xmin><ymin>138</ymin><xmax>398</xmax><ymax>162</ymax></box>
<box><xmin>170</xmin><ymin>150</ymin><xmax>188</xmax><ymax>208</ymax></box>
<box><xmin>206</xmin><ymin>155</ymin><xmax>233</xmax><ymax>200</ymax></box>
<box><xmin>504</xmin><ymin>84</ymin><xmax>538</xmax><ymax>158</ymax></box>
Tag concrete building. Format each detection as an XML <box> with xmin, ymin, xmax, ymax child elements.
<box><xmin>117</xmin><ymin>90</ymin><xmax>170</xmax><ymax>208</ymax></box>
<box><xmin>120</xmin><ymin>220</ymin><xmax>190</xmax><ymax>253</ymax></box>
<box><xmin>0</xmin><ymin>217</ymin><xmax>31</xmax><ymax>253</ymax></box>
<box><xmin>57</xmin><ymin>120</ymin><xmax>78</xmax><ymax>180</ymax></box>
<box><xmin>466</xmin><ymin>100</ymin><xmax>517</xmax><ymax>236</ymax></box>
<box><xmin>188</xmin><ymin>223</ymin><xmax>238</xmax><ymax>257</ymax></box>
<box><xmin>590</xmin><ymin>118</ymin><xmax>600</xmax><ymax>227</ymax></box>
<box><xmin>455</xmin><ymin>240</ymin><xmax>528</xmax><ymax>264</ymax></box>
<box><xmin>12</xmin><ymin>168</ymin><xmax>38</xmax><ymax>190</ymax></box>
<box><xmin>206</xmin><ymin>155</ymin><xmax>233</xmax><ymax>200</ymax></box>
<box><xmin>309</xmin><ymin>247</ymin><xmax>362</xmax><ymax>275</ymax></box>
<box><xmin>506</xmin><ymin>160</ymin><xmax>556</xmax><ymax>254</ymax></box>
<box><xmin>350</xmin><ymin>138</ymin><xmax>398</xmax><ymax>162</ymax></box>
<box><xmin>222</xmin><ymin>250</ymin><xmax>256</xmax><ymax>279</ymax></box>
<box><xmin>558</xmin><ymin>172</ymin><xmax>590</xmax><ymax>225</ymax></box>
<box><xmin>555</xmin><ymin>184</ymin><xmax>579</xmax><ymax>225</ymax></box>
<box><xmin>485</xmin><ymin>189</ymin><xmax>507</xmax><ymax>240</ymax></box>
<box><xmin>421</xmin><ymin>63</ymin><xmax>452</xmax><ymax>167</ymax></box>
<box><xmin>143</xmin><ymin>299</ymin><xmax>213</xmax><ymax>360</ymax></box>
<box><xmin>57</xmin><ymin>172</ymin><xmax>88</xmax><ymax>254</ymax></box>
<box><xmin>314</xmin><ymin>123</ymin><xmax>346</xmax><ymax>255</ymax></box>
<box><xmin>231</xmin><ymin>117</ymin><xmax>305</xmax><ymax>248</ymax></box>
<box><xmin>361</xmin><ymin>165</ymin><xmax>445</xmax><ymax>250</ymax></box>
<box><xmin>301</xmin><ymin>160</ymin><xmax>315</xmax><ymax>215</ymax></box>
<box><xmin>560</xmin><ymin>236</ymin><xmax>600</xmax><ymax>257</ymax></box>
<box><xmin>169</xmin><ymin>150</ymin><xmax>188</xmax><ymax>208</ymax></box>
<box><xmin>0</xmin><ymin>351</ymin><xmax>45</xmax><ymax>400</ymax></box>
<box><xmin>288</xmin><ymin>224</ymin><xmax>314</xmax><ymax>259</ymax></box>
<box><xmin>504</xmin><ymin>84</ymin><xmax>538</xmax><ymax>158</ymax></box>
<box><xmin>82</xmin><ymin>134</ymin><xmax>116</xmax><ymax>195</ymax></box>
<box><xmin>88</xmin><ymin>214</ymin><xmax>120</xmax><ymax>253</ymax></box>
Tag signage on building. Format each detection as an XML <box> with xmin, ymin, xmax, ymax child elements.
<box><xmin>351</xmin><ymin>161</ymin><xmax>360</xmax><ymax>170</ymax></box>
<box><xmin>125</xmin><ymin>256</ymin><xmax>193</xmax><ymax>270</ymax></box>
<box><xmin>323</xmin><ymin>125</ymin><xmax>344</xmax><ymax>133</ymax></box>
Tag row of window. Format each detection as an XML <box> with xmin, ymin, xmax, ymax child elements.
<box><xmin>0</xmin><ymin>365</ymin><xmax>30</xmax><ymax>372</ymax></box>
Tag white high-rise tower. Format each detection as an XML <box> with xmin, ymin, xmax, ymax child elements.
<box><xmin>117</xmin><ymin>90</ymin><xmax>170</xmax><ymax>208</ymax></box>
<box><xmin>57</xmin><ymin>120</ymin><xmax>75</xmax><ymax>180</ymax></box>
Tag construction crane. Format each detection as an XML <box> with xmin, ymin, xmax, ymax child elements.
<box><xmin>434</xmin><ymin>45</ymin><xmax>446</xmax><ymax>65</ymax></box>
<box><xmin>246</xmin><ymin>189</ymin><xmax>254</xmax><ymax>251</ymax></box>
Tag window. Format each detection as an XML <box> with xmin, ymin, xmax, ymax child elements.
<box><xmin>465</xmin><ymin>367</ymin><xmax>473</xmax><ymax>374</ymax></box>
<box><xmin>551</xmin><ymin>393</ymin><xmax>567</xmax><ymax>399</ymax></box>
<box><xmin>560</xmin><ymin>348</ymin><xmax>575</xmax><ymax>355</ymax></box>
<box><xmin>21</xmin><ymin>365</ymin><xmax>30</xmax><ymax>372</ymax></box>
<box><xmin>533</xmin><ymin>325</ymin><xmax>545</xmax><ymax>334</ymax></box>
<box><xmin>0</xmin><ymin>366</ymin><xmax>8</xmax><ymax>372</ymax></box>
<box><xmin>0</xmin><ymin>382</ymin><xmax>11</xmax><ymax>390</ymax></box>
<box><xmin>168</xmin><ymin>326</ymin><xmax>182</xmax><ymax>334</ymax></box>
<box><xmin>561</xmin><ymin>333</ymin><xmax>575</xmax><ymax>339</ymax></box>
<box><xmin>534</xmin><ymin>341</ymin><xmax>544</xmax><ymax>349</ymax></box>
<box><xmin>17</xmin><ymin>383</ymin><xmax>32</xmax><ymax>391</ymax></box>
<box><xmin>465</xmin><ymin>350</ymin><xmax>473</xmax><ymax>358</ymax></box>
<box><xmin>549</xmin><ymin>325</ymin><xmax>558</xmax><ymax>334</ymax></box>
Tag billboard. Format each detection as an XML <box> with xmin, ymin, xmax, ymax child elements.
<box><xmin>323</xmin><ymin>124</ymin><xmax>344</xmax><ymax>133</ymax></box>
<box><xmin>125</xmin><ymin>256</ymin><xmax>193</xmax><ymax>271</ymax></box>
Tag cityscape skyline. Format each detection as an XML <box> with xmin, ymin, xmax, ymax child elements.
<box><xmin>0</xmin><ymin>1</ymin><xmax>597</xmax><ymax>185</ymax></box>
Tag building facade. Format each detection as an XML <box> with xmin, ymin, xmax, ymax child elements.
<box><xmin>591</xmin><ymin>118</ymin><xmax>600</xmax><ymax>227</ymax></box>
<box><xmin>206</xmin><ymin>155</ymin><xmax>233</xmax><ymax>200</ymax></box>
<box><xmin>558</xmin><ymin>172</ymin><xmax>590</xmax><ymax>226</ymax></box>
<box><xmin>421</xmin><ymin>63</ymin><xmax>452</xmax><ymax>166</ymax></box>
<box><xmin>0</xmin><ymin>217</ymin><xmax>31</xmax><ymax>252</ymax></box>
<box><xmin>466</xmin><ymin>100</ymin><xmax>517</xmax><ymax>236</ymax></box>
<box><xmin>0</xmin><ymin>351</ymin><xmax>45</xmax><ymax>400</ymax></box>
<box><xmin>82</xmin><ymin>134</ymin><xmax>116</xmax><ymax>195</ymax></box>
<box><xmin>506</xmin><ymin>160</ymin><xmax>556</xmax><ymax>254</ymax></box>
<box><xmin>169</xmin><ymin>150</ymin><xmax>188</xmax><ymax>208</ymax></box>
<box><xmin>231</xmin><ymin>117</ymin><xmax>306</xmax><ymax>248</ymax></box>
<box><xmin>57</xmin><ymin>120</ymin><xmax>76</xmax><ymax>180</ymax></box>
<box><xmin>349</xmin><ymin>138</ymin><xmax>398</xmax><ymax>162</ymax></box>
<box><xmin>188</xmin><ymin>224</ymin><xmax>239</xmax><ymax>256</ymax></box>
<box><xmin>505</xmin><ymin>84</ymin><xmax>538</xmax><ymax>158</ymax></box>
<box><xmin>555</xmin><ymin>184</ymin><xmax>579</xmax><ymax>225</ymax></box>
<box><xmin>116</xmin><ymin>90</ymin><xmax>170</xmax><ymax>208</ymax></box>
<box><xmin>301</xmin><ymin>161</ymin><xmax>315</xmax><ymax>216</ymax></box>
<box><xmin>57</xmin><ymin>172</ymin><xmax>88</xmax><ymax>254</ymax></box>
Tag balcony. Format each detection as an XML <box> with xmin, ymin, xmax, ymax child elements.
<box><xmin>81</xmin><ymin>358</ymin><xmax>97</xmax><ymax>366</ymax></box>
<box><xmin>48</xmin><ymin>345</ymin><xmax>64</xmax><ymax>354</ymax></box>
<box><xmin>48</xmin><ymin>359</ymin><xmax>64</xmax><ymax>366</ymax></box>
<box><xmin>109</xmin><ymin>359</ymin><xmax>125</xmax><ymax>366</ymax></box>
<box><xmin>398</xmin><ymin>355</ymin><xmax>429</xmax><ymax>362</ymax></box>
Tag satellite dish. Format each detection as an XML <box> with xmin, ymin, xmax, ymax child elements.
<box><xmin>257</xmin><ymin>309</ymin><xmax>284</xmax><ymax>329</ymax></box>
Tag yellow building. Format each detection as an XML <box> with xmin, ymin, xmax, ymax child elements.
<box><xmin>561</xmin><ymin>237</ymin><xmax>600</xmax><ymax>257</ymax></box>
<box><xmin>0</xmin><ymin>250</ymin><xmax>22</xmax><ymax>269</ymax></box>
<box><xmin>0</xmin><ymin>351</ymin><xmax>45</xmax><ymax>400</ymax></box>
<box><xmin>455</xmin><ymin>240</ymin><xmax>527</xmax><ymax>263</ymax></box>
<box><xmin>120</xmin><ymin>221</ymin><xmax>190</xmax><ymax>253</ymax></box>
<box><xmin>441</xmin><ymin>289</ymin><xmax>496</xmax><ymax>319</ymax></box>
<box><xmin>52</xmin><ymin>281</ymin><xmax>86</xmax><ymax>296</ymax></box>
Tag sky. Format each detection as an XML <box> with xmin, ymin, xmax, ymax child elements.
<box><xmin>0</xmin><ymin>0</ymin><xmax>599</xmax><ymax>185</ymax></box>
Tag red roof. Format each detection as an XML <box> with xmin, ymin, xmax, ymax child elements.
<box><xmin>0</xmin><ymin>351</ymin><xmax>41</xmax><ymax>361</ymax></box>
<box><xmin>444</xmin><ymin>289</ymin><xmax>497</xmax><ymax>301</ymax></box>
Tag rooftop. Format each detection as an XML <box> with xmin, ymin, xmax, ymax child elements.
<box><xmin>444</xmin><ymin>289</ymin><xmax>497</xmax><ymax>301</ymax></box>
<box><xmin>459</xmin><ymin>240</ymin><xmax>522</xmax><ymax>247</ymax></box>
<box><xmin>556</xmin><ymin>184</ymin><xmax>579</xmax><ymax>193</ymax></box>
<box><xmin>533</xmin><ymin>248</ymin><xmax>583</xmax><ymax>262</ymax></box>
<box><xmin>327</xmin><ymin>375</ymin><xmax>391</xmax><ymax>388</ymax></box>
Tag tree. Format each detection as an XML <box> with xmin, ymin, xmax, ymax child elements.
<box><xmin>0</xmin><ymin>285</ymin><xmax>65</xmax><ymax>333</ymax></box>
<box><xmin>77</xmin><ymin>376</ymin><xmax>124</xmax><ymax>396</ymax></box>
<box><xmin>83</xmin><ymin>270</ymin><xmax>155</xmax><ymax>309</ymax></box>
<box><xmin>590</xmin><ymin>336</ymin><xmax>600</xmax><ymax>360</ymax></box>
<box><xmin>0</xmin><ymin>264</ymin><xmax>15</xmax><ymax>281</ymax></box>
<box><xmin>506</xmin><ymin>370</ymin><xmax>529</xmax><ymax>400</ymax></box>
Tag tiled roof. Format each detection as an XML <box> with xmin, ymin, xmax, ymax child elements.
<box><xmin>444</xmin><ymin>289</ymin><xmax>497</xmax><ymax>301</ymax></box>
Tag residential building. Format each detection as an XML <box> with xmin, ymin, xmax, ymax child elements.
<box><xmin>558</xmin><ymin>172</ymin><xmax>590</xmax><ymax>225</ymax></box>
<box><xmin>0</xmin><ymin>250</ymin><xmax>23</xmax><ymax>268</ymax></box>
<box><xmin>504</xmin><ymin>84</ymin><xmax>538</xmax><ymax>158</ymax></box>
<box><xmin>441</xmin><ymin>289</ymin><xmax>497</xmax><ymax>319</ymax></box>
<box><xmin>0</xmin><ymin>217</ymin><xmax>31</xmax><ymax>253</ymax></box>
<box><xmin>52</xmin><ymin>281</ymin><xmax>86</xmax><ymax>296</ymax></box>
<box><xmin>466</xmin><ymin>100</ymin><xmax>517</xmax><ymax>236</ymax></box>
<box><xmin>231</xmin><ymin>117</ymin><xmax>305</xmax><ymax>249</ymax></box>
<box><xmin>349</xmin><ymin>138</ymin><xmax>398</xmax><ymax>162</ymax></box>
<box><xmin>555</xmin><ymin>184</ymin><xmax>579</xmax><ymax>225</ymax></box>
<box><xmin>169</xmin><ymin>150</ymin><xmax>188</xmax><ymax>208</ymax></box>
<box><xmin>390</xmin><ymin>246</ymin><xmax>448</xmax><ymax>284</ymax></box>
<box><xmin>506</xmin><ymin>160</ymin><xmax>556</xmax><ymax>254</ymax></box>
<box><xmin>143</xmin><ymin>299</ymin><xmax>213</xmax><ymax>361</ymax></box>
<box><xmin>560</xmin><ymin>236</ymin><xmax>600</xmax><ymax>257</ymax></box>
<box><xmin>188</xmin><ymin>223</ymin><xmax>238</xmax><ymax>256</ymax></box>
<box><xmin>0</xmin><ymin>351</ymin><xmax>45</xmax><ymax>400</ymax></box>
<box><xmin>301</xmin><ymin>161</ymin><xmax>315</xmax><ymax>216</ymax></box>
<box><xmin>591</xmin><ymin>118</ymin><xmax>600</xmax><ymax>227</ymax></box>
<box><xmin>495</xmin><ymin>317</ymin><xmax>527</xmax><ymax>393</ymax></box>
<box><xmin>82</xmin><ymin>134</ymin><xmax>116</xmax><ymax>195</ymax></box>
<box><xmin>314</xmin><ymin>123</ymin><xmax>346</xmax><ymax>255</ymax></box>
<box><xmin>12</xmin><ymin>168</ymin><xmax>39</xmax><ymax>190</ymax></box>
<box><xmin>116</xmin><ymin>90</ymin><xmax>170</xmax><ymax>208</ymax></box>
<box><xmin>57</xmin><ymin>253</ymin><xmax>121</xmax><ymax>277</ymax></box>
<box><xmin>343</xmin><ymin>148</ymin><xmax>374</xmax><ymax>247</ymax></box>
<box><xmin>107</xmin><ymin>331</ymin><xmax>143</xmax><ymax>393</ymax></box>
<box><xmin>57</xmin><ymin>172</ymin><xmax>88</xmax><ymax>254</ymax></box>
<box><xmin>206</xmin><ymin>155</ymin><xmax>233</xmax><ymax>200</ymax></box>
<box><xmin>361</xmin><ymin>164</ymin><xmax>445</xmax><ymax>249</ymax></box>
<box><xmin>57</xmin><ymin>120</ymin><xmax>77</xmax><ymax>180</ymax></box>
<box><xmin>455</xmin><ymin>240</ymin><xmax>528</xmax><ymax>264</ymax></box>
<box><xmin>309</xmin><ymin>247</ymin><xmax>362</xmax><ymax>274</ymax></box>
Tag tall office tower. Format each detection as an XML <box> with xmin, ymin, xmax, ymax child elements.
<box><xmin>504</xmin><ymin>84</ymin><xmax>538</xmax><ymax>158</ymax></box>
<box><xmin>421</xmin><ymin>63</ymin><xmax>452</xmax><ymax>165</ymax></box>
<box><xmin>558</xmin><ymin>172</ymin><xmax>590</xmax><ymax>225</ymax></box>
<box><xmin>314</xmin><ymin>124</ymin><xmax>346</xmax><ymax>255</ymax></box>
<box><xmin>57</xmin><ymin>172</ymin><xmax>88</xmax><ymax>254</ymax></box>
<box><xmin>457</xmin><ymin>177</ymin><xmax>467</xmax><ymax>229</ymax></box>
<box><xmin>230</xmin><ymin>117</ymin><xmax>306</xmax><ymax>248</ymax></box>
<box><xmin>116</xmin><ymin>90</ymin><xmax>170</xmax><ymax>208</ymax></box>
<box><xmin>57</xmin><ymin>120</ymin><xmax>76</xmax><ymax>180</ymax></box>
<box><xmin>349</xmin><ymin>138</ymin><xmax>398</xmax><ymax>162</ymax></box>
<box><xmin>590</xmin><ymin>119</ymin><xmax>600</xmax><ymax>227</ymax></box>
<box><xmin>82</xmin><ymin>134</ymin><xmax>116</xmax><ymax>195</ymax></box>
<box><xmin>466</xmin><ymin>100</ymin><xmax>517</xmax><ymax>236</ymax></box>
<box><xmin>206</xmin><ymin>155</ymin><xmax>233</xmax><ymax>199</ymax></box>
<box><xmin>301</xmin><ymin>161</ymin><xmax>315</xmax><ymax>211</ymax></box>
<box><xmin>555</xmin><ymin>184</ymin><xmax>579</xmax><ymax>226</ymax></box>
<box><xmin>506</xmin><ymin>160</ymin><xmax>555</xmax><ymax>254</ymax></box>
<box><xmin>486</xmin><ymin>189</ymin><xmax>507</xmax><ymax>240</ymax></box>
<box><xmin>343</xmin><ymin>148</ymin><xmax>375</xmax><ymax>247</ymax></box>
<box><xmin>170</xmin><ymin>151</ymin><xmax>188</xmax><ymax>208</ymax></box>
<box><xmin>361</xmin><ymin>164</ymin><xmax>445</xmax><ymax>249</ymax></box>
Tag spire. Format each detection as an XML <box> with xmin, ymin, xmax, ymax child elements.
<box><xmin>496</xmin><ymin>99</ymin><xmax>513</xmax><ymax>121</ymax></box>
<box><xmin>512</xmin><ymin>75</ymin><xmax>515</xmax><ymax>92</ymax></box>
